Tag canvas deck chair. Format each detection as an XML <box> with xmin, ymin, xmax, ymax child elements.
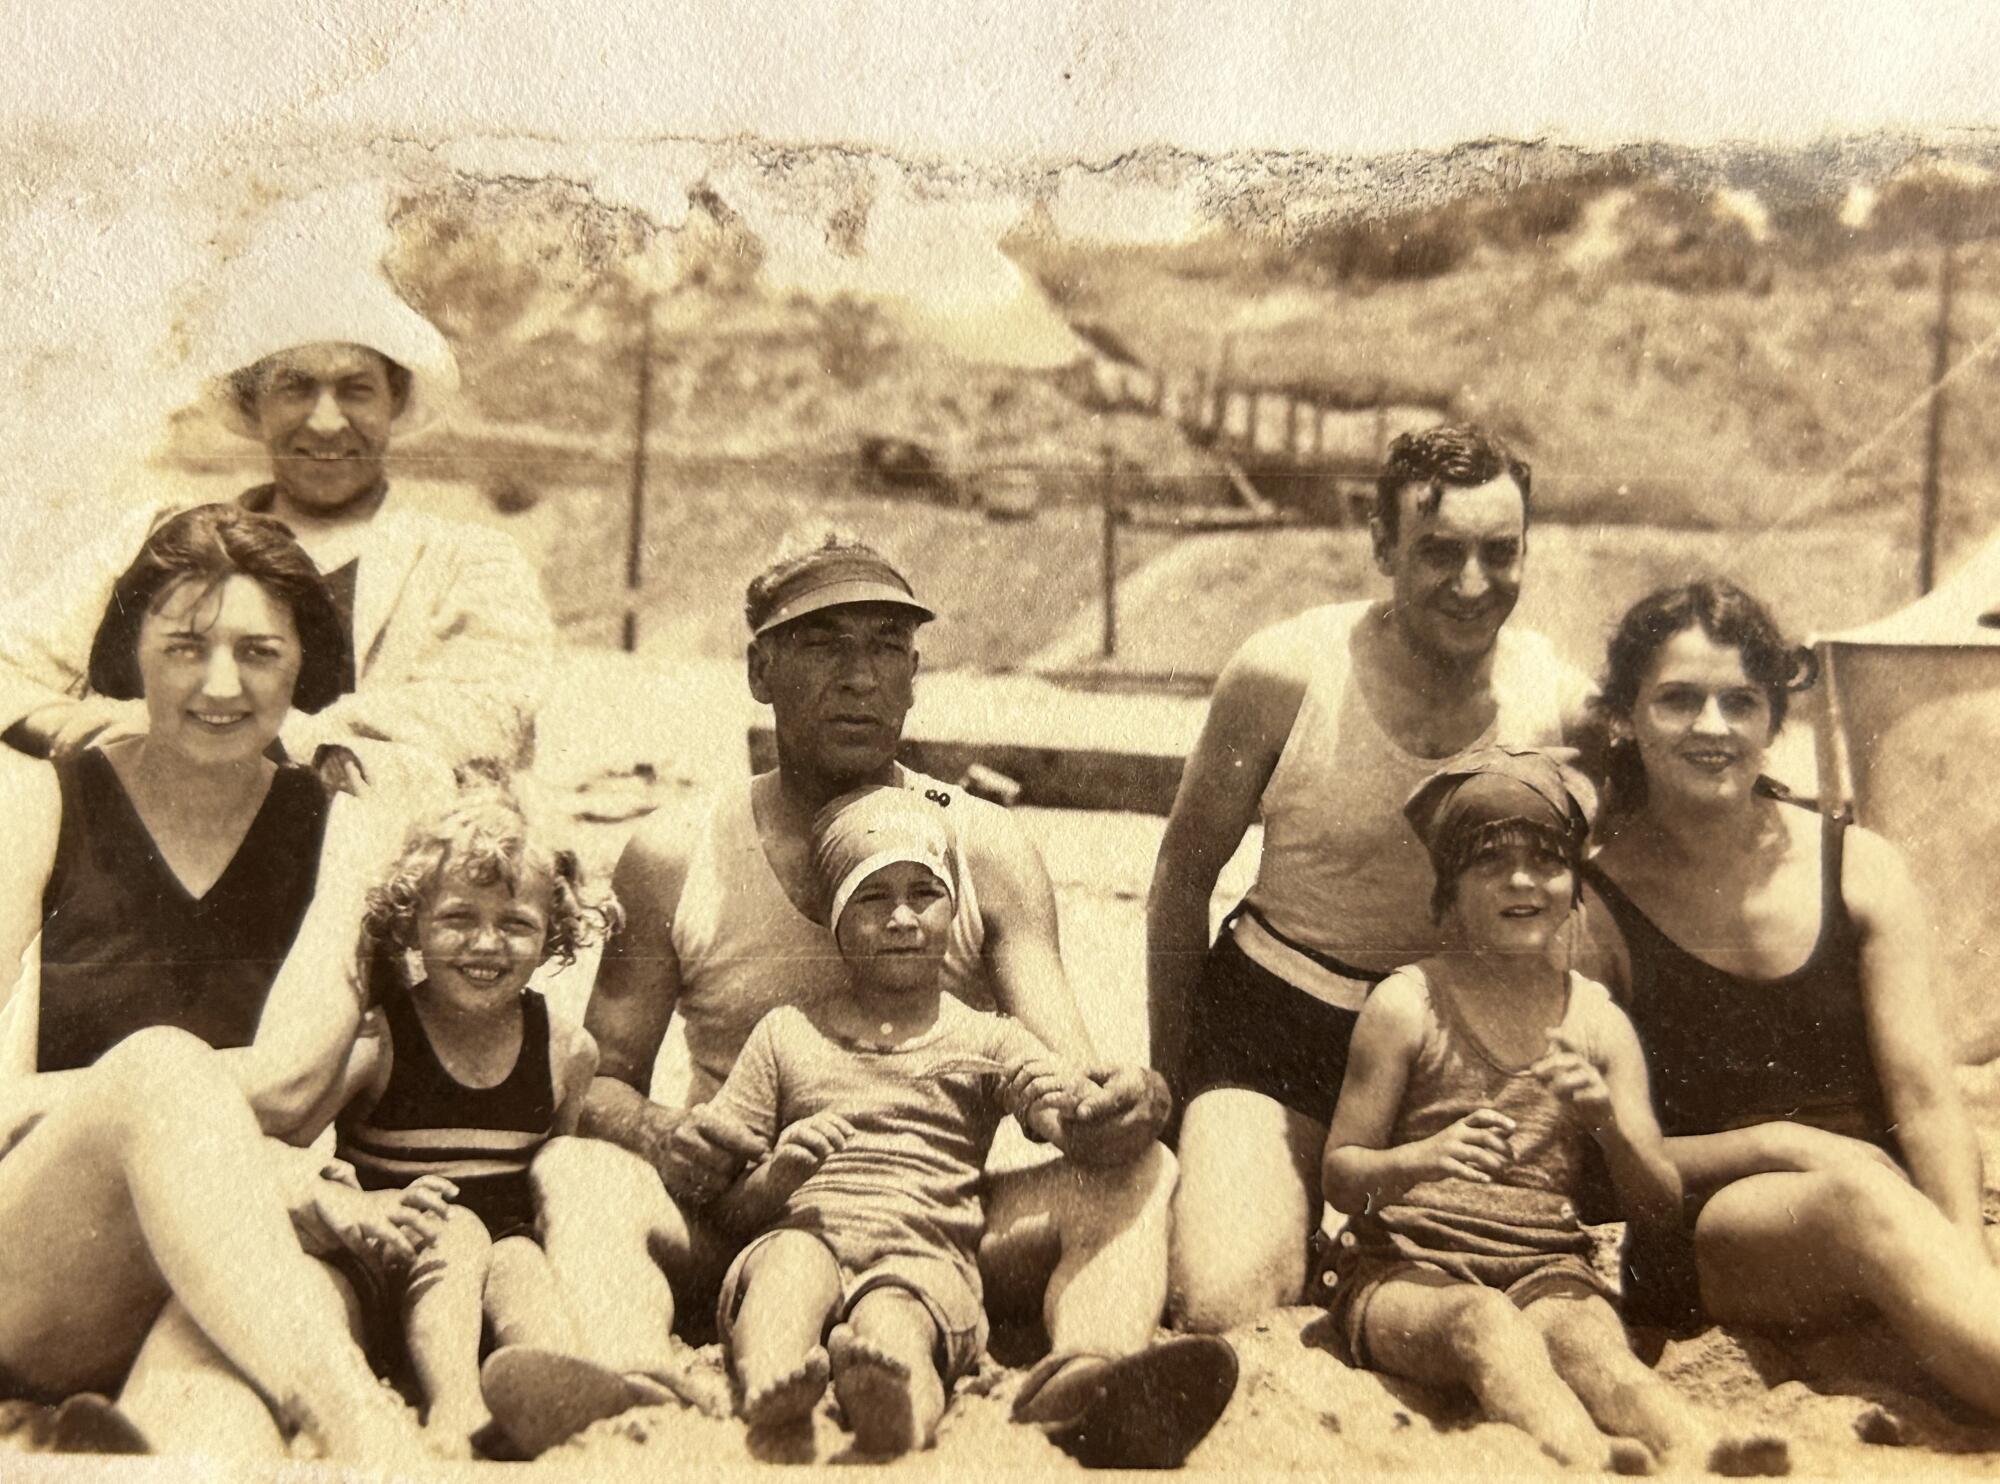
<box><xmin>1815</xmin><ymin>535</ymin><xmax>2000</xmax><ymax>1062</ymax></box>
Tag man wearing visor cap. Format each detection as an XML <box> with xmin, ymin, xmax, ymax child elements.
<box><xmin>534</xmin><ymin>532</ymin><xmax>1233</xmax><ymax>1466</ymax></box>
<box><xmin>0</xmin><ymin>188</ymin><xmax>552</xmax><ymax>792</ymax></box>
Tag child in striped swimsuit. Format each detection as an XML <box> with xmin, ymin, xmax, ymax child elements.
<box><xmin>1322</xmin><ymin>748</ymin><xmax>1788</xmax><ymax>1476</ymax></box>
<box><xmin>328</xmin><ymin>785</ymin><xmax>618</xmax><ymax>1455</ymax></box>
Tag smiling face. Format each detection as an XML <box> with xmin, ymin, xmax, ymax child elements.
<box><xmin>749</xmin><ymin>605</ymin><xmax>921</xmax><ymax>790</ymax></box>
<box><xmin>1445</xmin><ymin>832</ymin><xmax>1577</xmax><ymax>956</ymax></box>
<box><xmin>134</xmin><ymin>575</ymin><xmax>302</xmax><ymax>766</ymax></box>
<box><xmin>1626</xmin><ymin>626</ymin><xmax>1775</xmax><ymax>814</ymax></box>
<box><xmin>1375</xmin><ymin>473</ymin><xmax>1526</xmax><ymax>666</ymax></box>
<box><xmin>416</xmin><ymin>861</ymin><xmax>553</xmax><ymax>1006</ymax></box>
<box><xmin>247</xmin><ymin>342</ymin><xmax>399</xmax><ymax>518</ymax></box>
<box><xmin>833</xmin><ymin>859</ymin><xmax>954</xmax><ymax>999</ymax></box>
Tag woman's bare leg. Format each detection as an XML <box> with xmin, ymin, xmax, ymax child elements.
<box><xmin>0</xmin><ymin>1028</ymin><xmax>419</xmax><ymax>1463</ymax></box>
<box><xmin>1168</xmin><ymin>1090</ymin><xmax>1321</xmax><ymax>1332</ymax></box>
<box><xmin>1361</xmin><ymin>1270</ymin><xmax>1629</xmax><ymax>1471</ymax></box>
<box><xmin>118</xmin><ymin>1301</ymin><xmax>288</xmax><ymax>1460</ymax></box>
<box><xmin>1697</xmin><ymin>1164</ymin><xmax>2000</xmax><ymax>1417</ymax></box>
<box><xmin>119</xmin><ymin>1259</ymin><xmax>373</xmax><ymax>1461</ymax></box>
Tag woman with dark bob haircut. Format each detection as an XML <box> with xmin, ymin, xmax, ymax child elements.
<box><xmin>1578</xmin><ymin>577</ymin><xmax>2000</xmax><ymax>1414</ymax></box>
<box><xmin>0</xmin><ymin>504</ymin><xmax>437</xmax><ymax>1462</ymax></box>
<box><xmin>84</xmin><ymin>503</ymin><xmax>351</xmax><ymax>717</ymax></box>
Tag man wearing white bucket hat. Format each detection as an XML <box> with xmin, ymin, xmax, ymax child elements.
<box><xmin>0</xmin><ymin>194</ymin><xmax>552</xmax><ymax>790</ymax></box>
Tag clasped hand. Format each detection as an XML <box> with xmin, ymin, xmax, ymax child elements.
<box><xmin>309</xmin><ymin>1168</ymin><xmax>458</xmax><ymax>1268</ymax></box>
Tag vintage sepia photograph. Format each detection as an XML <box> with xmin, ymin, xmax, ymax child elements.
<box><xmin>9</xmin><ymin>2</ymin><xmax>2000</xmax><ymax>1477</ymax></box>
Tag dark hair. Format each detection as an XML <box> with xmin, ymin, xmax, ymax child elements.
<box><xmin>1430</xmin><ymin>819</ymin><xmax>1584</xmax><ymax>922</ymax></box>
<box><xmin>1595</xmin><ymin>578</ymin><xmax>1818</xmax><ymax>815</ymax></box>
<box><xmin>87</xmin><ymin>504</ymin><xmax>351</xmax><ymax>713</ymax></box>
<box><xmin>228</xmin><ymin>345</ymin><xmax>413</xmax><ymax>426</ymax></box>
<box><xmin>1373</xmin><ymin>423</ymin><xmax>1532</xmax><ymax>550</ymax></box>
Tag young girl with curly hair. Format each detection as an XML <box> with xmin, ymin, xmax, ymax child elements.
<box><xmin>326</xmin><ymin>782</ymin><xmax>620</xmax><ymax>1455</ymax></box>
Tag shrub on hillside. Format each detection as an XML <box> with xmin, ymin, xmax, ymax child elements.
<box><xmin>1298</xmin><ymin>206</ymin><xmax>1474</xmax><ymax>284</ymax></box>
<box><xmin>1617</xmin><ymin>185</ymin><xmax>1775</xmax><ymax>294</ymax></box>
<box><xmin>1471</xmin><ymin>165</ymin><xmax>1638</xmax><ymax>248</ymax></box>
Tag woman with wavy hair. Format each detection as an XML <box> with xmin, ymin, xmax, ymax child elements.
<box><xmin>1580</xmin><ymin>577</ymin><xmax>2000</xmax><ymax>1413</ymax></box>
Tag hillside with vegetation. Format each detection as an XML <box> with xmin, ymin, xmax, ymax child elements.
<box><xmin>151</xmin><ymin>143</ymin><xmax>2000</xmax><ymax>671</ymax></box>
<box><xmin>1012</xmin><ymin>155</ymin><xmax>2000</xmax><ymax>564</ymax></box>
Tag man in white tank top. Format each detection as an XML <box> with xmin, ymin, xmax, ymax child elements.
<box><xmin>1146</xmin><ymin>425</ymin><xmax>1594</xmax><ymax>1334</ymax></box>
<box><xmin>533</xmin><ymin>537</ymin><xmax>1229</xmax><ymax>1463</ymax></box>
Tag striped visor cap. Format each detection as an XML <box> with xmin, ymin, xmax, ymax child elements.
<box><xmin>749</xmin><ymin>550</ymin><xmax>936</xmax><ymax>636</ymax></box>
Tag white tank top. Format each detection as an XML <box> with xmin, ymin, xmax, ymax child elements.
<box><xmin>1241</xmin><ymin>603</ymin><xmax>1576</xmax><ymax>990</ymax></box>
<box><xmin>669</xmin><ymin>766</ymin><xmax>989</xmax><ymax>1106</ymax></box>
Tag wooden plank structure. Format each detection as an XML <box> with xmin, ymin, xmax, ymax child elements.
<box><xmin>747</xmin><ymin>669</ymin><xmax>1207</xmax><ymax>816</ymax></box>
<box><xmin>1060</xmin><ymin>329</ymin><xmax>1450</xmax><ymax>528</ymax></box>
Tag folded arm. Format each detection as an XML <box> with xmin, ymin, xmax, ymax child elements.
<box><xmin>277</xmin><ymin>528</ymin><xmax>553</xmax><ymax>769</ymax></box>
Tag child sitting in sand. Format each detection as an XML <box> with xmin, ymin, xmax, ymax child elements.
<box><xmin>661</xmin><ymin>785</ymin><xmax>1104</xmax><ymax>1456</ymax></box>
<box><xmin>323</xmin><ymin>784</ymin><xmax>620</xmax><ymax>1455</ymax></box>
<box><xmin>1323</xmin><ymin>747</ymin><xmax>1788</xmax><ymax>1477</ymax></box>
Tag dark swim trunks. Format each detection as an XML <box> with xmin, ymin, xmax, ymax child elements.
<box><xmin>1180</xmin><ymin>913</ymin><xmax>1371</xmax><ymax>1128</ymax></box>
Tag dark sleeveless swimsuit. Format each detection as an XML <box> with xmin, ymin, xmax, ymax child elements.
<box><xmin>1583</xmin><ymin>788</ymin><xmax>1893</xmax><ymax>1327</ymax></box>
<box><xmin>37</xmin><ymin>750</ymin><xmax>331</xmax><ymax>1071</ymax></box>
<box><xmin>335</xmin><ymin>986</ymin><xmax>556</xmax><ymax>1241</ymax></box>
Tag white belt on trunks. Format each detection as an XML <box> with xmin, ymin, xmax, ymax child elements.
<box><xmin>1229</xmin><ymin>912</ymin><xmax>1378</xmax><ymax>1013</ymax></box>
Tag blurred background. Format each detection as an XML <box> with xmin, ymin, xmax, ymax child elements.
<box><xmin>127</xmin><ymin>141</ymin><xmax>2000</xmax><ymax>686</ymax></box>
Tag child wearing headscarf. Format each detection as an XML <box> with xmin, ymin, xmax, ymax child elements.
<box><xmin>1322</xmin><ymin>747</ymin><xmax>1788</xmax><ymax>1476</ymax></box>
<box><xmin>661</xmin><ymin>785</ymin><xmax>1094</xmax><ymax>1456</ymax></box>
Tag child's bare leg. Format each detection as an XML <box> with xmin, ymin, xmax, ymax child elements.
<box><xmin>829</xmin><ymin>1288</ymin><xmax>946</xmax><ymax>1456</ymax></box>
<box><xmin>729</xmin><ymin>1232</ymin><xmax>843</xmax><ymax>1428</ymax></box>
<box><xmin>405</xmin><ymin>1205</ymin><xmax>495</xmax><ymax>1451</ymax></box>
<box><xmin>486</xmin><ymin>1235</ymin><xmax>581</xmax><ymax>1354</ymax></box>
<box><xmin>1361</xmin><ymin>1270</ymin><xmax>1635</xmax><ymax>1472</ymax></box>
<box><xmin>1528</xmin><ymin>1291</ymin><xmax>1789</xmax><ymax>1476</ymax></box>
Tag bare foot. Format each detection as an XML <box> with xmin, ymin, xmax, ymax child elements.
<box><xmin>421</xmin><ymin>1417</ymin><xmax>479</xmax><ymax>1461</ymax></box>
<box><xmin>1707</xmin><ymin>1434</ymin><xmax>1791</xmax><ymax>1477</ymax></box>
<box><xmin>829</xmin><ymin>1324</ymin><xmax>925</xmax><ymax>1456</ymax></box>
<box><xmin>740</xmin><ymin>1345</ymin><xmax>830</xmax><ymax>1430</ymax></box>
<box><xmin>630</xmin><ymin>1340</ymin><xmax>734</xmax><ymax>1419</ymax></box>
<box><xmin>307</xmin><ymin>1385</ymin><xmax>427</xmax><ymax>1467</ymax></box>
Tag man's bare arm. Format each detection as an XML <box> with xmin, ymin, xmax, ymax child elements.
<box><xmin>577</xmin><ymin>813</ymin><xmax>691</xmax><ymax>1170</ymax></box>
<box><xmin>1145</xmin><ymin>634</ymin><xmax>1301</xmax><ymax>1094</ymax></box>
<box><xmin>963</xmin><ymin>801</ymin><xmax>1094</xmax><ymax>1062</ymax></box>
<box><xmin>966</xmin><ymin>800</ymin><xmax>1168</xmax><ymax>1162</ymax></box>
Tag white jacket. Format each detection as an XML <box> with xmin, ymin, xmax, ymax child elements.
<box><xmin>0</xmin><ymin>483</ymin><xmax>553</xmax><ymax>777</ymax></box>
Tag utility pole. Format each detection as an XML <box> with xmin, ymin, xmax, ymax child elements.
<box><xmin>622</xmin><ymin>294</ymin><xmax>657</xmax><ymax>652</ymax></box>
<box><xmin>1917</xmin><ymin>235</ymin><xmax>1957</xmax><ymax>595</ymax></box>
<box><xmin>1100</xmin><ymin>446</ymin><xmax>1119</xmax><ymax>659</ymax></box>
